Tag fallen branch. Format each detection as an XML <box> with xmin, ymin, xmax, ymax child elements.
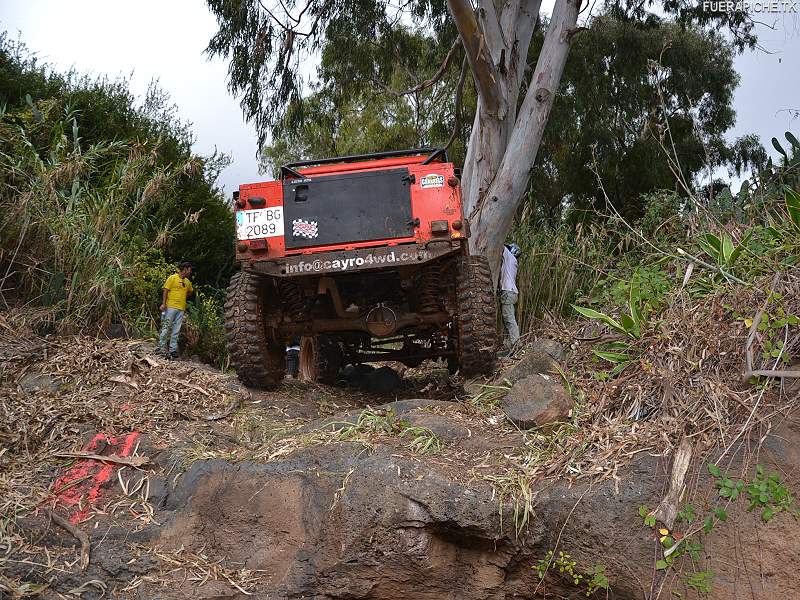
<box><xmin>54</xmin><ymin>452</ymin><xmax>149</xmax><ymax>468</ymax></box>
<box><xmin>675</xmin><ymin>248</ymin><xmax>748</xmax><ymax>285</ymax></box>
<box><xmin>747</xmin><ymin>369</ymin><xmax>800</xmax><ymax>379</ymax></box>
<box><xmin>654</xmin><ymin>438</ymin><xmax>693</xmax><ymax>529</ymax></box>
<box><xmin>176</xmin><ymin>379</ymin><xmax>211</xmax><ymax>397</ymax></box>
<box><xmin>46</xmin><ymin>509</ymin><xmax>90</xmax><ymax>571</ymax></box>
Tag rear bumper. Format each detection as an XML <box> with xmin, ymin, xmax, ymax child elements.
<box><xmin>247</xmin><ymin>241</ymin><xmax>461</xmax><ymax>277</ymax></box>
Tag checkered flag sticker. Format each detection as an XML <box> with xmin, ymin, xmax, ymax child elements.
<box><xmin>292</xmin><ymin>219</ymin><xmax>319</xmax><ymax>239</ymax></box>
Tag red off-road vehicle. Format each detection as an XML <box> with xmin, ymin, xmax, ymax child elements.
<box><xmin>225</xmin><ymin>148</ymin><xmax>496</xmax><ymax>388</ymax></box>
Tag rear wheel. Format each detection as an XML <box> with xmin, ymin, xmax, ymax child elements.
<box><xmin>454</xmin><ymin>255</ymin><xmax>497</xmax><ymax>377</ymax></box>
<box><xmin>224</xmin><ymin>270</ymin><xmax>286</xmax><ymax>389</ymax></box>
<box><xmin>300</xmin><ymin>335</ymin><xmax>343</xmax><ymax>384</ymax></box>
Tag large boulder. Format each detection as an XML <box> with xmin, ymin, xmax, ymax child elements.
<box><xmin>151</xmin><ymin>447</ymin><xmax>544</xmax><ymax>600</ymax></box>
<box><xmin>501</xmin><ymin>373</ymin><xmax>572</xmax><ymax>429</ymax></box>
<box><xmin>496</xmin><ymin>350</ymin><xmax>559</xmax><ymax>386</ymax></box>
<box><xmin>17</xmin><ymin>417</ymin><xmax>800</xmax><ymax>600</ymax></box>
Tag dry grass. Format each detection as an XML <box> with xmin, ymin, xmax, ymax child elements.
<box><xmin>3</xmin><ymin>268</ymin><xmax>799</xmax><ymax>586</ymax></box>
<box><xmin>125</xmin><ymin>545</ymin><xmax>265</xmax><ymax>596</ymax></box>
<box><xmin>0</xmin><ymin>308</ymin><xmax>249</xmax><ymax>573</ymax></box>
<box><xmin>465</xmin><ymin>270</ymin><xmax>800</xmax><ymax>534</ymax></box>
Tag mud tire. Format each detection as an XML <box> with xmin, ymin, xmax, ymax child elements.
<box><xmin>454</xmin><ymin>255</ymin><xmax>497</xmax><ymax>377</ymax></box>
<box><xmin>300</xmin><ymin>335</ymin><xmax>343</xmax><ymax>384</ymax></box>
<box><xmin>224</xmin><ymin>270</ymin><xmax>285</xmax><ymax>389</ymax></box>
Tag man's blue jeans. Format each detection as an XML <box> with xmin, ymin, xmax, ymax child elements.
<box><xmin>159</xmin><ymin>308</ymin><xmax>185</xmax><ymax>353</ymax></box>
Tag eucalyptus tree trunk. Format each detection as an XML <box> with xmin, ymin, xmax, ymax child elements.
<box><xmin>448</xmin><ymin>0</ymin><xmax>581</xmax><ymax>280</ymax></box>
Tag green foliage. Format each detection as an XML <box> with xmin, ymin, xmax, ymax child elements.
<box><xmin>641</xmin><ymin>465</ymin><xmax>796</xmax><ymax>595</ymax></box>
<box><xmin>737</xmin><ymin>294</ymin><xmax>800</xmax><ymax>368</ymax></box>
<box><xmin>513</xmin><ymin>221</ymin><xmax>610</xmax><ymax>327</ymax></box>
<box><xmin>697</xmin><ymin>230</ymin><xmax>752</xmax><ymax>271</ymax></box>
<box><xmin>184</xmin><ymin>288</ymin><xmax>228</xmax><ymax>369</ymax></box>
<box><xmin>0</xmin><ymin>34</ymin><xmax>234</xmax><ymax>292</ymax></box>
<box><xmin>677</xmin><ymin>503</ymin><xmax>696</xmax><ymax>524</ymax></box>
<box><xmin>206</xmin><ymin>0</ymin><xmax>755</xmax><ymax>224</ymax></box>
<box><xmin>260</xmin><ymin>24</ymin><xmax>469</xmax><ymax>172</ymax></box>
<box><xmin>785</xmin><ymin>187</ymin><xmax>800</xmax><ymax>230</ymax></box>
<box><xmin>639</xmin><ymin>505</ymin><xmax>657</xmax><ymax>528</ymax></box>
<box><xmin>529</xmin><ymin>15</ymin><xmax>746</xmax><ymax>224</ymax></box>
<box><xmin>572</xmin><ymin>271</ymin><xmax>653</xmax><ymax>376</ymax></box>
<box><xmin>591</xmin><ymin>341</ymin><xmax>636</xmax><ymax>375</ymax></box>
<box><xmin>0</xmin><ymin>99</ymin><xmax>185</xmax><ymax>330</ymax></box>
<box><xmin>701</xmin><ymin>462</ymin><xmax>795</xmax><ymax>528</ymax></box>
<box><xmin>686</xmin><ymin>571</ymin><xmax>714</xmax><ymax>594</ymax></box>
<box><xmin>534</xmin><ymin>550</ymin><xmax>609</xmax><ymax>596</ymax></box>
<box><xmin>123</xmin><ymin>250</ymin><xmax>179</xmax><ymax>333</ymax></box>
<box><xmin>637</xmin><ymin>191</ymin><xmax>683</xmax><ymax>239</ymax></box>
<box><xmin>399</xmin><ymin>425</ymin><xmax>444</xmax><ymax>454</ymax></box>
<box><xmin>745</xmin><ymin>465</ymin><xmax>796</xmax><ymax>522</ymax></box>
<box><xmin>0</xmin><ymin>35</ymin><xmax>234</xmax><ymax>361</ymax></box>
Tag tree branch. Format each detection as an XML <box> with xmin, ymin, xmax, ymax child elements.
<box><xmin>258</xmin><ymin>0</ymin><xmax>329</xmax><ymax>38</ymax></box>
<box><xmin>478</xmin><ymin>0</ymin><xmax>507</xmax><ymax>65</ymax></box>
<box><xmin>372</xmin><ymin>39</ymin><xmax>461</xmax><ymax>97</ymax></box>
<box><xmin>444</xmin><ymin>56</ymin><xmax>470</xmax><ymax>152</ymax></box>
<box><xmin>447</xmin><ymin>0</ymin><xmax>506</xmax><ymax>117</ymax></box>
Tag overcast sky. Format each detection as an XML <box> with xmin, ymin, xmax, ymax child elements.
<box><xmin>1</xmin><ymin>1</ymin><xmax>798</xmax><ymax>195</ymax></box>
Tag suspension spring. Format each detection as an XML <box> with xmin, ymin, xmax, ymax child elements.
<box><xmin>279</xmin><ymin>280</ymin><xmax>307</xmax><ymax>321</ymax></box>
<box><xmin>417</xmin><ymin>265</ymin><xmax>440</xmax><ymax>314</ymax></box>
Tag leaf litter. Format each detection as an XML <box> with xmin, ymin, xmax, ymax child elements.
<box><xmin>2</xmin><ymin>271</ymin><xmax>800</xmax><ymax>593</ymax></box>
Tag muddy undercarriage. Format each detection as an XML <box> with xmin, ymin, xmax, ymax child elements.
<box><xmin>224</xmin><ymin>251</ymin><xmax>496</xmax><ymax>388</ymax></box>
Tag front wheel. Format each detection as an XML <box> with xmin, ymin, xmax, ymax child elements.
<box><xmin>453</xmin><ymin>255</ymin><xmax>497</xmax><ymax>377</ymax></box>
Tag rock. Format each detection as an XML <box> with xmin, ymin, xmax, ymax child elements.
<box><xmin>528</xmin><ymin>337</ymin><xmax>566</xmax><ymax>362</ymax></box>
<box><xmin>18</xmin><ymin>372</ymin><xmax>62</xmax><ymax>394</ymax></box>
<box><xmin>341</xmin><ymin>362</ymin><xmax>375</xmax><ymax>384</ymax></box>
<box><xmin>501</xmin><ymin>374</ymin><xmax>572</xmax><ymax>429</ymax></box>
<box><xmin>153</xmin><ymin>448</ymin><xmax>536</xmax><ymax>600</ymax></box>
<box><xmin>359</xmin><ymin>365</ymin><xmax>402</xmax><ymax>394</ymax></box>
<box><xmin>28</xmin><ymin>417</ymin><xmax>800</xmax><ymax>600</ymax></box>
<box><xmin>495</xmin><ymin>350</ymin><xmax>558</xmax><ymax>386</ymax></box>
<box><xmin>402</xmin><ymin>412</ymin><xmax>470</xmax><ymax>442</ymax></box>
<box><xmin>382</xmin><ymin>399</ymin><xmax>455</xmax><ymax>414</ymax></box>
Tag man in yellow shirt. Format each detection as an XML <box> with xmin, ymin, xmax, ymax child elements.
<box><xmin>158</xmin><ymin>262</ymin><xmax>194</xmax><ymax>359</ymax></box>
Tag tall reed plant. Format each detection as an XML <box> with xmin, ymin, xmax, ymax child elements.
<box><xmin>0</xmin><ymin>99</ymin><xmax>195</xmax><ymax>332</ymax></box>
<box><xmin>513</xmin><ymin>221</ymin><xmax>611</xmax><ymax>333</ymax></box>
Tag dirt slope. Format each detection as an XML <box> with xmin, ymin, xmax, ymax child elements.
<box><xmin>2</xmin><ymin>311</ymin><xmax>800</xmax><ymax>599</ymax></box>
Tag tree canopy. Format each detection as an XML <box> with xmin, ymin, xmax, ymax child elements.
<box><xmin>256</xmin><ymin>11</ymin><xmax>764</xmax><ymax>225</ymax></box>
<box><xmin>0</xmin><ymin>34</ymin><xmax>235</xmax><ymax>287</ymax></box>
<box><xmin>208</xmin><ymin>0</ymin><xmax>760</xmax><ymax>272</ymax></box>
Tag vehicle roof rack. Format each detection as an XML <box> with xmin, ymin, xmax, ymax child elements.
<box><xmin>280</xmin><ymin>147</ymin><xmax>448</xmax><ymax>179</ymax></box>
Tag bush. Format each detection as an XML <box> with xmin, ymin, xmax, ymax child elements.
<box><xmin>183</xmin><ymin>288</ymin><xmax>228</xmax><ymax>369</ymax></box>
<box><xmin>122</xmin><ymin>250</ymin><xmax>179</xmax><ymax>336</ymax></box>
<box><xmin>0</xmin><ymin>34</ymin><xmax>234</xmax><ymax>344</ymax></box>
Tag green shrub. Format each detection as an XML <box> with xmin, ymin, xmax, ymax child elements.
<box><xmin>122</xmin><ymin>249</ymin><xmax>178</xmax><ymax>336</ymax></box>
<box><xmin>183</xmin><ymin>288</ymin><xmax>228</xmax><ymax>369</ymax></box>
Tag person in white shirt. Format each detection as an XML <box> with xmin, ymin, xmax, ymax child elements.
<box><xmin>500</xmin><ymin>243</ymin><xmax>522</xmax><ymax>348</ymax></box>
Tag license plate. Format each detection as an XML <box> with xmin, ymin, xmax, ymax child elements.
<box><xmin>236</xmin><ymin>207</ymin><xmax>285</xmax><ymax>240</ymax></box>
